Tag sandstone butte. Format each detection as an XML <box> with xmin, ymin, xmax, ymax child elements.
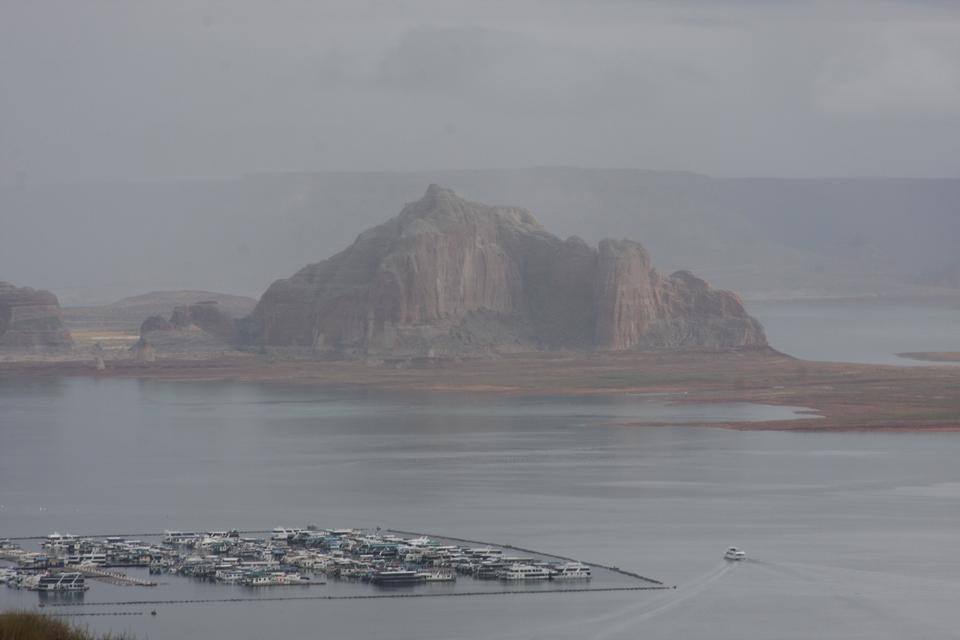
<box><xmin>135</xmin><ymin>300</ymin><xmax>239</xmax><ymax>357</ymax></box>
<box><xmin>235</xmin><ymin>185</ymin><xmax>767</xmax><ymax>358</ymax></box>
<box><xmin>0</xmin><ymin>281</ymin><xmax>73</xmax><ymax>349</ymax></box>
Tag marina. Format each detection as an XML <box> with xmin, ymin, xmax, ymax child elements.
<box><xmin>0</xmin><ymin>526</ymin><xmax>667</xmax><ymax>609</ymax></box>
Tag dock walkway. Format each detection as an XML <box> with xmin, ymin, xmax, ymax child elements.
<box><xmin>74</xmin><ymin>565</ymin><xmax>157</xmax><ymax>587</ymax></box>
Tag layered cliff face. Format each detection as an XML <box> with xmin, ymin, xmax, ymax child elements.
<box><xmin>593</xmin><ymin>241</ymin><xmax>766</xmax><ymax>349</ymax></box>
<box><xmin>0</xmin><ymin>281</ymin><xmax>73</xmax><ymax>349</ymax></box>
<box><xmin>240</xmin><ymin>185</ymin><xmax>767</xmax><ymax>356</ymax></box>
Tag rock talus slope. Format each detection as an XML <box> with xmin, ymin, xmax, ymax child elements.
<box><xmin>240</xmin><ymin>185</ymin><xmax>766</xmax><ymax>356</ymax></box>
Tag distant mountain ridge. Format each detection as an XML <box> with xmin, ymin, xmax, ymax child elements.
<box><xmin>3</xmin><ymin>168</ymin><xmax>959</xmax><ymax>303</ymax></box>
<box><xmin>63</xmin><ymin>290</ymin><xmax>258</xmax><ymax>331</ymax></box>
<box><xmin>238</xmin><ymin>185</ymin><xmax>766</xmax><ymax>357</ymax></box>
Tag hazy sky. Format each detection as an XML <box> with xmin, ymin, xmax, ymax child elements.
<box><xmin>2</xmin><ymin>0</ymin><xmax>959</xmax><ymax>183</ymax></box>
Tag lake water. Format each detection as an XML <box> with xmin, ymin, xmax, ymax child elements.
<box><xmin>2</xmin><ymin>373</ymin><xmax>960</xmax><ymax>640</ymax></box>
<box><xmin>3</xmin><ymin>300</ymin><xmax>960</xmax><ymax>638</ymax></box>
<box><xmin>749</xmin><ymin>299</ymin><xmax>960</xmax><ymax>365</ymax></box>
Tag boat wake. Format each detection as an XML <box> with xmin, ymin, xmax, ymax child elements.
<box><xmin>592</xmin><ymin>562</ymin><xmax>737</xmax><ymax>638</ymax></box>
<box><xmin>746</xmin><ymin>559</ymin><xmax>820</xmax><ymax>583</ymax></box>
<box><xmin>517</xmin><ymin>562</ymin><xmax>738</xmax><ymax>640</ymax></box>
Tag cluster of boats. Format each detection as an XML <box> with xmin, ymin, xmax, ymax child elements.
<box><xmin>2</xmin><ymin>532</ymin><xmax>157</xmax><ymax>569</ymax></box>
<box><xmin>161</xmin><ymin>527</ymin><xmax>592</xmax><ymax>585</ymax></box>
<box><xmin>1</xmin><ymin>527</ymin><xmax>593</xmax><ymax>596</ymax></box>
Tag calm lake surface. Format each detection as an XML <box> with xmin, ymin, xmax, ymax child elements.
<box><xmin>749</xmin><ymin>299</ymin><xmax>960</xmax><ymax>365</ymax></box>
<box><xmin>2</xmin><ymin>301</ymin><xmax>960</xmax><ymax>639</ymax></box>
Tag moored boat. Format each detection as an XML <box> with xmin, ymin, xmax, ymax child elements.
<box><xmin>550</xmin><ymin>562</ymin><xmax>592</xmax><ymax>580</ymax></box>
<box><xmin>243</xmin><ymin>571</ymin><xmax>314</xmax><ymax>586</ymax></box>
<box><xmin>500</xmin><ymin>564</ymin><xmax>552</xmax><ymax>581</ymax></box>
<box><xmin>29</xmin><ymin>572</ymin><xmax>89</xmax><ymax>592</ymax></box>
<box><xmin>370</xmin><ymin>569</ymin><xmax>426</xmax><ymax>585</ymax></box>
<box><xmin>416</xmin><ymin>569</ymin><xmax>456</xmax><ymax>582</ymax></box>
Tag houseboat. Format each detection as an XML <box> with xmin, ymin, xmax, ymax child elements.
<box><xmin>550</xmin><ymin>563</ymin><xmax>592</xmax><ymax>580</ymax></box>
<box><xmin>370</xmin><ymin>569</ymin><xmax>426</xmax><ymax>585</ymax></box>
<box><xmin>29</xmin><ymin>572</ymin><xmax>88</xmax><ymax>592</ymax></box>
<box><xmin>500</xmin><ymin>564</ymin><xmax>552</xmax><ymax>580</ymax></box>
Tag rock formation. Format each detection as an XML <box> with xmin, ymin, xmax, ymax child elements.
<box><xmin>239</xmin><ymin>185</ymin><xmax>767</xmax><ymax>357</ymax></box>
<box><xmin>594</xmin><ymin>241</ymin><xmax>765</xmax><ymax>349</ymax></box>
<box><xmin>136</xmin><ymin>301</ymin><xmax>238</xmax><ymax>355</ymax></box>
<box><xmin>0</xmin><ymin>281</ymin><xmax>73</xmax><ymax>349</ymax></box>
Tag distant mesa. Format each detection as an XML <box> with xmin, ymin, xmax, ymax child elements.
<box><xmin>236</xmin><ymin>185</ymin><xmax>766</xmax><ymax>357</ymax></box>
<box><xmin>109</xmin><ymin>290</ymin><xmax>258</xmax><ymax>319</ymax></box>
<box><xmin>136</xmin><ymin>301</ymin><xmax>238</xmax><ymax>356</ymax></box>
<box><xmin>0</xmin><ymin>281</ymin><xmax>73</xmax><ymax>350</ymax></box>
<box><xmin>63</xmin><ymin>290</ymin><xmax>258</xmax><ymax>332</ymax></box>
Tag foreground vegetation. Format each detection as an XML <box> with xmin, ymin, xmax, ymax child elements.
<box><xmin>0</xmin><ymin>612</ymin><xmax>133</xmax><ymax>640</ymax></box>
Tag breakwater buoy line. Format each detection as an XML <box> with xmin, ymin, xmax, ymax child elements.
<box><xmin>387</xmin><ymin>529</ymin><xmax>665</xmax><ymax>586</ymax></box>
<box><xmin>39</xmin><ymin>585</ymin><xmax>670</xmax><ymax>608</ymax></box>
<box><xmin>46</xmin><ymin>612</ymin><xmax>144</xmax><ymax>617</ymax></box>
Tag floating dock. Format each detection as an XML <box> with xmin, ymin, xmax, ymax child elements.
<box><xmin>73</xmin><ymin>565</ymin><xmax>157</xmax><ymax>587</ymax></box>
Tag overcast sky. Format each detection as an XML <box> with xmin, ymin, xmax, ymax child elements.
<box><xmin>2</xmin><ymin>0</ymin><xmax>959</xmax><ymax>184</ymax></box>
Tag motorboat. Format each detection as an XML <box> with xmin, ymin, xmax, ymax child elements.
<box><xmin>724</xmin><ymin>547</ymin><xmax>746</xmax><ymax>561</ymax></box>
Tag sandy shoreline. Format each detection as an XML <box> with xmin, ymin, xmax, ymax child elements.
<box><xmin>3</xmin><ymin>348</ymin><xmax>960</xmax><ymax>433</ymax></box>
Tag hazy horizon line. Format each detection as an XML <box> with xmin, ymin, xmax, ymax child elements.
<box><xmin>4</xmin><ymin>165</ymin><xmax>960</xmax><ymax>190</ymax></box>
